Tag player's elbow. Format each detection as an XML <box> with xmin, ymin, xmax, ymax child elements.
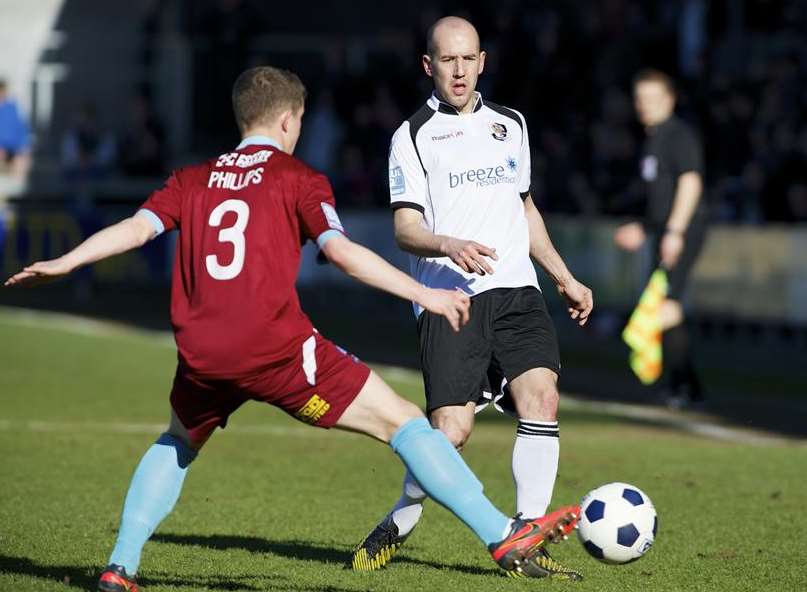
<box><xmin>128</xmin><ymin>216</ymin><xmax>157</xmax><ymax>247</ymax></box>
<box><xmin>393</xmin><ymin>226</ymin><xmax>419</xmax><ymax>253</ymax></box>
<box><xmin>393</xmin><ymin>231</ymin><xmax>408</xmax><ymax>251</ymax></box>
<box><xmin>320</xmin><ymin>234</ymin><xmax>354</xmax><ymax>270</ymax></box>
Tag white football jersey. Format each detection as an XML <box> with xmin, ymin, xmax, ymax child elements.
<box><xmin>389</xmin><ymin>92</ymin><xmax>539</xmax><ymax>315</ymax></box>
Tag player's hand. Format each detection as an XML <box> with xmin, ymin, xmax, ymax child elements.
<box><xmin>557</xmin><ymin>277</ymin><xmax>593</xmax><ymax>326</ymax></box>
<box><xmin>660</xmin><ymin>231</ymin><xmax>684</xmax><ymax>269</ymax></box>
<box><xmin>4</xmin><ymin>257</ymin><xmax>75</xmax><ymax>288</ymax></box>
<box><xmin>440</xmin><ymin>237</ymin><xmax>498</xmax><ymax>275</ymax></box>
<box><xmin>614</xmin><ymin>222</ymin><xmax>646</xmax><ymax>252</ymax></box>
<box><xmin>420</xmin><ymin>287</ymin><xmax>471</xmax><ymax>332</ymax></box>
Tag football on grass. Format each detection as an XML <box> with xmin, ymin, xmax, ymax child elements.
<box><xmin>577</xmin><ymin>482</ymin><xmax>657</xmax><ymax>564</ymax></box>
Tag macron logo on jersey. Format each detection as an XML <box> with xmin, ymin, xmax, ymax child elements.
<box><xmin>448</xmin><ymin>157</ymin><xmax>517</xmax><ymax>189</ymax></box>
<box><xmin>390</xmin><ymin>166</ymin><xmax>406</xmax><ymax>196</ymax></box>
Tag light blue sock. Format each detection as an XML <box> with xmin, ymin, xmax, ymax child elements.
<box><xmin>108</xmin><ymin>433</ymin><xmax>197</xmax><ymax>574</ymax></box>
<box><xmin>390</xmin><ymin>417</ymin><xmax>510</xmax><ymax>546</ymax></box>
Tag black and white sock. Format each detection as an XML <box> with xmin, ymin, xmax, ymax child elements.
<box><xmin>512</xmin><ymin>420</ymin><xmax>559</xmax><ymax>518</ymax></box>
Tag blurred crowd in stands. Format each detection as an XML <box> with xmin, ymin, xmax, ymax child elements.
<box><xmin>3</xmin><ymin>0</ymin><xmax>807</xmax><ymax>222</ymax></box>
<box><xmin>292</xmin><ymin>0</ymin><xmax>807</xmax><ymax>223</ymax></box>
<box><xmin>59</xmin><ymin>90</ymin><xmax>167</xmax><ymax>182</ymax></box>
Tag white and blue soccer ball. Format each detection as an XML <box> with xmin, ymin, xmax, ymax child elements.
<box><xmin>577</xmin><ymin>482</ymin><xmax>657</xmax><ymax>564</ymax></box>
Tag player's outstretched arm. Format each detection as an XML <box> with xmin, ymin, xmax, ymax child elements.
<box><xmin>4</xmin><ymin>215</ymin><xmax>157</xmax><ymax>288</ymax></box>
<box><xmin>321</xmin><ymin>234</ymin><xmax>470</xmax><ymax>331</ymax></box>
<box><xmin>523</xmin><ymin>194</ymin><xmax>593</xmax><ymax>326</ymax></box>
<box><xmin>393</xmin><ymin>208</ymin><xmax>498</xmax><ymax>275</ymax></box>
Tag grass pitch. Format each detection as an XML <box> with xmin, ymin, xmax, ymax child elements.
<box><xmin>0</xmin><ymin>308</ymin><xmax>805</xmax><ymax>592</ymax></box>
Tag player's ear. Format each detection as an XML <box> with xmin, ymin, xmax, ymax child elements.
<box><xmin>422</xmin><ymin>54</ymin><xmax>433</xmax><ymax>78</ymax></box>
<box><xmin>478</xmin><ymin>50</ymin><xmax>486</xmax><ymax>75</ymax></box>
<box><xmin>279</xmin><ymin>109</ymin><xmax>292</xmax><ymax>133</ymax></box>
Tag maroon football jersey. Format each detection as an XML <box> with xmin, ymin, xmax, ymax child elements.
<box><xmin>140</xmin><ymin>141</ymin><xmax>344</xmax><ymax>379</ymax></box>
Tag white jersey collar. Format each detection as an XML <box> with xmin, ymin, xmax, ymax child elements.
<box><xmin>427</xmin><ymin>91</ymin><xmax>483</xmax><ymax>115</ymax></box>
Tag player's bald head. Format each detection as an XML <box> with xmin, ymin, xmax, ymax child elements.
<box><xmin>427</xmin><ymin>16</ymin><xmax>480</xmax><ymax>57</ymax></box>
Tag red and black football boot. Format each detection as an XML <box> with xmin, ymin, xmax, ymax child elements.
<box><xmin>98</xmin><ymin>564</ymin><xmax>139</xmax><ymax>592</ymax></box>
<box><xmin>488</xmin><ymin>505</ymin><xmax>580</xmax><ymax>576</ymax></box>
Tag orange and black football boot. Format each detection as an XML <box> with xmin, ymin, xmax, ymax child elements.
<box><xmin>488</xmin><ymin>505</ymin><xmax>580</xmax><ymax>576</ymax></box>
<box><xmin>98</xmin><ymin>564</ymin><xmax>139</xmax><ymax>592</ymax></box>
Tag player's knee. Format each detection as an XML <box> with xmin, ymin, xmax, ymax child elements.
<box><xmin>157</xmin><ymin>432</ymin><xmax>200</xmax><ymax>467</ymax></box>
<box><xmin>400</xmin><ymin>397</ymin><xmax>423</xmax><ymax>421</ymax></box>
<box><xmin>395</xmin><ymin>398</ymin><xmax>424</xmax><ymax>422</ymax></box>
<box><xmin>512</xmin><ymin>377</ymin><xmax>559</xmax><ymax>420</ymax></box>
<box><xmin>166</xmin><ymin>428</ymin><xmax>201</xmax><ymax>454</ymax></box>
<box><xmin>382</xmin><ymin>397</ymin><xmax>425</xmax><ymax>441</ymax></box>
<box><xmin>167</xmin><ymin>409</ymin><xmax>206</xmax><ymax>451</ymax></box>
<box><xmin>443</xmin><ymin>426</ymin><xmax>470</xmax><ymax>449</ymax></box>
<box><xmin>432</xmin><ymin>419</ymin><xmax>471</xmax><ymax>449</ymax></box>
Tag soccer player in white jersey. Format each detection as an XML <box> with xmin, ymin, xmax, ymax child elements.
<box><xmin>351</xmin><ymin>17</ymin><xmax>593</xmax><ymax>580</ymax></box>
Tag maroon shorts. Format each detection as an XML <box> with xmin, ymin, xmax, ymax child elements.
<box><xmin>170</xmin><ymin>332</ymin><xmax>371</xmax><ymax>446</ymax></box>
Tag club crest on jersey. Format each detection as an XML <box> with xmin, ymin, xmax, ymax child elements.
<box><xmin>490</xmin><ymin>122</ymin><xmax>508</xmax><ymax>141</ymax></box>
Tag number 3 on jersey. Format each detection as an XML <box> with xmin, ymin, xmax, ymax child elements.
<box><xmin>205</xmin><ymin>199</ymin><xmax>250</xmax><ymax>280</ymax></box>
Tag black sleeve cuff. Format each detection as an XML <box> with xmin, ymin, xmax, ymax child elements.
<box><xmin>520</xmin><ymin>189</ymin><xmax>531</xmax><ymax>201</ymax></box>
<box><xmin>391</xmin><ymin>201</ymin><xmax>425</xmax><ymax>214</ymax></box>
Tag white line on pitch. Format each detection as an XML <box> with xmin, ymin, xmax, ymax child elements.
<box><xmin>1</xmin><ymin>307</ymin><xmax>801</xmax><ymax>446</ymax></box>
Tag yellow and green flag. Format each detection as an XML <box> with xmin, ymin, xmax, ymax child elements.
<box><xmin>622</xmin><ymin>268</ymin><xmax>668</xmax><ymax>384</ymax></box>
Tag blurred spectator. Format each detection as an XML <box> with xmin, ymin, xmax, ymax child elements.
<box><xmin>335</xmin><ymin>144</ymin><xmax>375</xmax><ymax>207</ymax></box>
<box><xmin>119</xmin><ymin>91</ymin><xmax>166</xmax><ymax>177</ymax></box>
<box><xmin>297</xmin><ymin>90</ymin><xmax>343</xmax><ymax>177</ymax></box>
<box><xmin>60</xmin><ymin>101</ymin><xmax>116</xmax><ymax>181</ymax></box>
<box><xmin>0</xmin><ymin>79</ymin><xmax>32</xmax><ymax>199</ymax></box>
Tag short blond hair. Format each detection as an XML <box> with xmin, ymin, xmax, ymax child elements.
<box><xmin>232</xmin><ymin>66</ymin><xmax>306</xmax><ymax>133</ymax></box>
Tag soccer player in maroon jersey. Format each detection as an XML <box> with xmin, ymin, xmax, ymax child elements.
<box><xmin>5</xmin><ymin>67</ymin><xmax>580</xmax><ymax>590</ymax></box>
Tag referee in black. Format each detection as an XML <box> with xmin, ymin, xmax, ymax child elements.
<box><xmin>614</xmin><ymin>69</ymin><xmax>707</xmax><ymax>407</ymax></box>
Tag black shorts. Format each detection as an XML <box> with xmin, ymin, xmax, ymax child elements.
<box><xmin>417</xmin><ymin>286</ymin><xmax>560</xmax><ymax>413</ymax></box>
<box><xmin>651</xmin><ymin>214</ymin><xmax>708</xmax><ymax>300</ymax></box>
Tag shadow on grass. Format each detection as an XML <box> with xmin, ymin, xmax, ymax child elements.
<box><xmin>154</xmin><ymin>532</ymin><xmax>352</xmax><ymax>564</ymax></box>
<box><xmin>0</xmin><ymin>553</ymin><xmax>277</xmax><ymax>590</ymax></box>
<box><xmin>153</xmin><ymin>533</ymin><xmax>501</xmax><ymax>578</ymax></box>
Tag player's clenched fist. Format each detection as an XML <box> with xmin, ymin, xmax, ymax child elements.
<box><xmin>440</xmin><ymin>237</ymin><xmax>498</xmax><ymax>276</ymax></box>
<box><xmin>419</xmin><ymin>287</ymin><xmax>471</xmax><ymax>331</ymax></box>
